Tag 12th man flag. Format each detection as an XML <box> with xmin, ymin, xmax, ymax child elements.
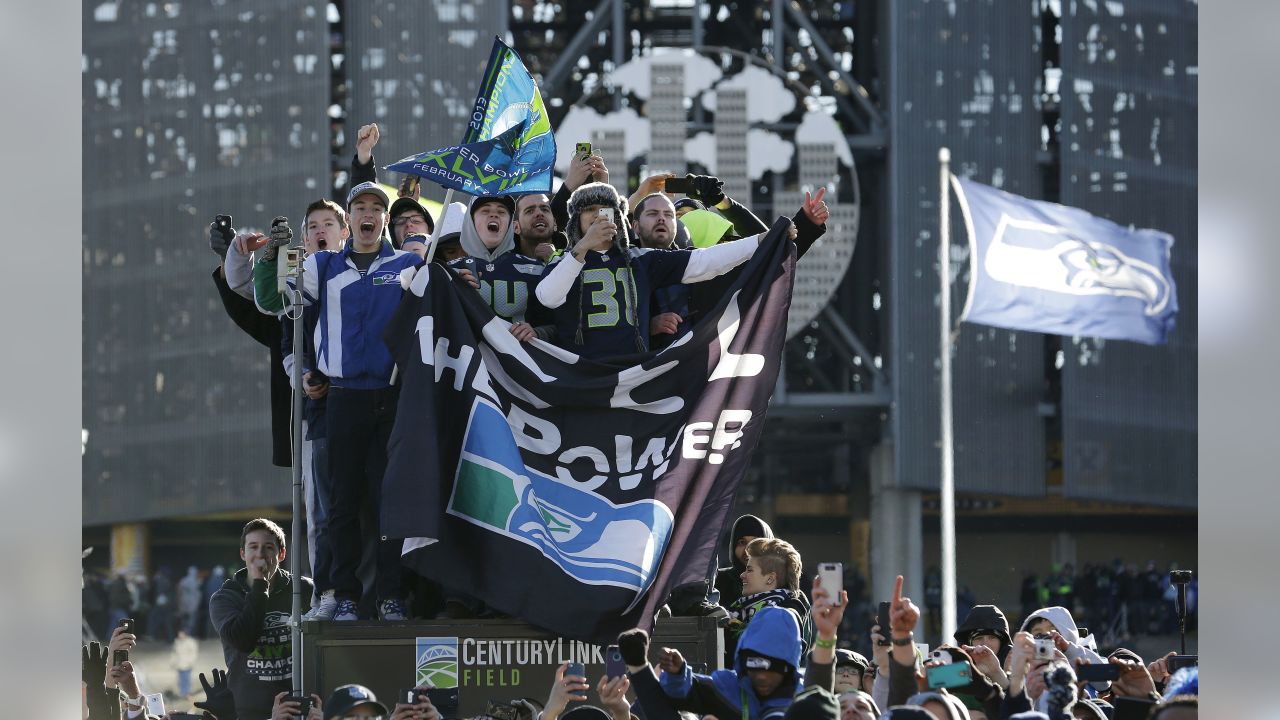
<box><xmin>379</xmin><ymin>219</ymin><xmax>797</xmax><ymax>643</ymax></box>
<box><xmin>388</xmin><ymin>37</ymin><xmax>554</xmax><ymax>195</ymax></box>
<box><xmin>952</xmin><ymin>177</ymin><xmax>1178</xmax><ymax>345</ymax></box>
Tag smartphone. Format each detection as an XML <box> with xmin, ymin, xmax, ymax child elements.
<box><xmin>926</xmin><ymin>661</ymin><xmax>972</xmax><ymax>689</ymax></box>
<box><xmin>117</xmin><ymin>618</ymin><xmax>135</xmax><ymax>635</ymax></box>
<box><xmin>664</xmin><ymin>176</ymin><xmax>694</xmax><ymax>194</ymax></box>
<box><xmin>575</xmin><ymin>142</ymin><xmax>592</xmax><ymax>159</ymax></box>
<box><xmin>214</xmin><ymin>214</ymin><xmax>233</xmax><ymax>235</ymax></box>
<box><xmin>144</xmin><ymin>692</ymin><xmax>166</xmax><ymax>717</ymax></box>
<box><xmin>566</xmin><ymin>661</ymin><xmax>586</xmax><ymax>678</ymax></box>
<box><xmin>400</xmin><ymin>174</ymin><xmax>420</xmax><ymax>197</ymax></box>
<box><xmin>112</xmin><ymin>649</ymin><xmax>128</xmax><ymax>667</ymax></box>
<box><xmin>425</xmin><ymin>687</ymin><xmax>459</xmax><ymax>714</ymax></box>
<box><xmin>1166</xmin><ymin>654</ymin><xmax>1198</xmax><ymax>673</ymax></box>
<box><xmin>285</xmin><ymin>695</ymin><xmax>312</xmax><ymax>713</ymax></box>
<box><xmin>875</xmin><ymin>602</ymin><xmax>891</xmax><ymax>645</ymax></box>
<box><xmin>816</xmin><ymin>562</ymin><xmax>844</xmax><ymax>605</ymax></box>
<box><xmin>605</xmin><ymin>644</ymin><xmax>626</xmax><ymax>679</ymax></box>
<box><xmin>400</xmin><ymin>689</ymin><xmax>423</xmax><ymax>705</ymax></box>
<box><xmin>1075</xmin><ymin>663</ymin><xmax>1121</xmax><ymax>682</ymax></box>
<box><xmin>166</xmin><ymin>714</ymin><xmax>204</xmax><ymax>720</ymax></box>
<box><xmin>597</xmin><ymin>207</ymin><xmax>614</xmax><ymax>223</ymax></box>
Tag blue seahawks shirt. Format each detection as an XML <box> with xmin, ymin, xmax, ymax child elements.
<box><xmin>537</xmin><ymin>246</ymin><xmax>691</xmax><ymax>360</ymax></box>
<box><xmin>475</xmin><ymin>252</ymin><xmax>547</xmax><ymax>322</ymax></box>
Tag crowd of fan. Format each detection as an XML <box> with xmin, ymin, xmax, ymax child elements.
<box><xmin>82</xmin><ymin>514</ymin><xmax>1198</xmax><ymax>719</ymax></box>
<box><xmin>83</xmin><ymin>123</ymin><xmax>1197</xmax><ymax>719</ymax></box>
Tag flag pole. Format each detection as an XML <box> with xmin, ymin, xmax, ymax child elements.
<box><xmin>938</xmin><ymin>147</ymin><xmax>957</xmax><ymax>645</ymax></box>
<box><xmin>422</xmin><ymin>188</ymin><xmax>456</xmax><ymax>264</ymax></box>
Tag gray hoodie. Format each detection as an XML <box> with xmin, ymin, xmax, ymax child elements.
<box><xmin>460</xmin><ymin>195</ymin><xmax>516</xmax><ymax>263</ymax></box>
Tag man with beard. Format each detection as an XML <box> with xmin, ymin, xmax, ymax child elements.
<box><xmin>535</xmin><ymin>184</ymin><xmax>773</xmax><ymax>360</ymax></box>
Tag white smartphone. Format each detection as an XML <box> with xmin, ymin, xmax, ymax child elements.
<box><xmin>816</xmin><ymin>562</ymin><xmax>844</xmax><ymax>605</ymax></box>
<box><xmin>597</xmin><ymin>207</ymin><xmax>614</xmax><ymax>223</ymax></box>
<box><xmin>144</xmin><ymin>692</ymin><xmax>166</xmax><ymax>717</ymax></box>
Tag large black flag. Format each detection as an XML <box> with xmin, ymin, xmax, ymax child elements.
<box><xmin>381</xmin><ymin>219</ymin><xmax>795</xmax><ymax>643</ymax></box>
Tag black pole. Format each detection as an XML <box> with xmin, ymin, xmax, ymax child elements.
<box><xmin>1176</xmin><ymin>582</ymin><xmax>1187</xmax><ymax>656</ymax></box>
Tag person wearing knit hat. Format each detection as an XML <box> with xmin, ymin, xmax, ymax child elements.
<box><xmin>533</xmin><ymin>182</ymin><xmax>767</xmax><ymax>360</ymax></box>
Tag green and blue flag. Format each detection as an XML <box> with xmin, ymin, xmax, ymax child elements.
<box><xmin>389</xmin><ymin>37</ymin><xmax>554</xmax><ymax>196</ymax></box>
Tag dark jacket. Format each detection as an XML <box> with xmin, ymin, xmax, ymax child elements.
<box><xmin>689</xmin><ymin>210</ymin><xmax>825</xmax><ymax>328</ymax></box>
<box><xmin>658</xmin><ymin>606</ymin><xmax>803</xmax><ymax>720</ymax></box>
<box><xmin>714</xmin><ymin>514</ymin><xmax>775</xmax><ymax>606</ymax></box>
<box><xmin>212</xmin><ymin>267</ymin><xmax>292</xmax><ymax>467</ymax></box>
<box><xmin>955</xmin><ymin>604</ymin><xmax>1012</xmax><ymax>662</ymax></box>
<box><xmin>209</xmin><ymin>568</ymin><xmax>313</xmax><ymax>720</ymax></box>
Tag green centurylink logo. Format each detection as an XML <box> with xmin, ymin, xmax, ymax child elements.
<box><xmin>416</xmin><ymin>637</ymin><xmax>460</xmax><ymax>689</ymax></box>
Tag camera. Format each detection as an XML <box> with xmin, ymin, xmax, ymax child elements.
<box><xmin>928</xmin><ymin>649</ymin><xmax>953</xmax><ymax>666</ymax></box>
<box><xmin>1169</xmin><ymin>570</ymin><xmax>1192</xmax><ymax>585</ymax></box>
<box><xmin>1034</xmin><ymin>637</ymin><xmax>1055</xmax><ymax>661</ymax></box>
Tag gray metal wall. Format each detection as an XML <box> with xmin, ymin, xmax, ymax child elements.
<box><xmin>343</xmin><ymin>0</ymin><xmax>510</xmax><ymax>204</ymax></box>
<box><xmin>83</xmin><ymin>2</ymin><xmax>331</xmax><ymax>525</ymax></box>
<box><xmin>1058</xmin><ymin>2</ymin><xmax>1198</xmax><ymax>507</ymax></box>
<box><xmin>887</xmin><ymin>2</ymin><xmax>1047</xmax><ymax>496</ymax></box>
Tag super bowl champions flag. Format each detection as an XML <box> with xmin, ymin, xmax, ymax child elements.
<box><xmin>388</xmin><ymin>37</ymin><xmax>554</xmax><ymax>195</ymax></box>
<box><xmin>380</xmin><ymin>219</ymin><xmax>796</xmax><ymax>643</ymax></box>
<box><xmin>952</xmin><ymin>177</ymin><xmax>1178</xmax><ymax>344</ymax></box>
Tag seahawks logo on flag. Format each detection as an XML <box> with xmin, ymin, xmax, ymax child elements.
<box><xmin>448</xmin><ymin>397</ymin><xmax>674</xmax><ymax>600</ymax></box>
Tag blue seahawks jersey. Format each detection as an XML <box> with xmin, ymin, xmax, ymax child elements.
<box><xmin>475</xmin><ymin>252</ymin><xmax>546</xmax><ymax>322</ymax></box>
<box><xmin>537</xmin><ymin>246</ymin><xmax>691</xmax><ymax>360</ymax></box>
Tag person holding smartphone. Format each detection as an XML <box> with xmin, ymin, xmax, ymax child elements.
<box><xmin>534</xmin><ymin>183</ymin><xmax>769</xmax><ymax>360</ymax></box>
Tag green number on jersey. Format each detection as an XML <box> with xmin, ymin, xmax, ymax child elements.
<box><xmin>582</xmin><ymin>267</ymin><xmax>635</xmax><ymax>328</ymax></box>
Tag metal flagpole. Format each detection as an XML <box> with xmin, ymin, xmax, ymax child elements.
<box><xmin>938</xmin><ymin>147</ymin><xmax>957</xmax><ymax>645</ymax></box>
<box><xmin>422</xmin><ymin>188</ymin><xmax>457</xmax><ymax>264</ymax></box>
<box><xmin>286</xmin><ymin>226</ymin><xmax>306</xmax><ymax>695</ymax></box>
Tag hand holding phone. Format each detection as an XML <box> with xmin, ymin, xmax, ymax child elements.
<box><xmin>816</xmin><ymin>563</ymin><xmax>844</xmax><ymax>606</ymax></box>
<box><xmin>926</xmin><ymin>660</ymin><xmax>972</xmax><ymax>689</ymax></box>
<box><xmin>876</xmin><ymin>602</ymin><xmax>891</xmax><ymax>646</ymax></box>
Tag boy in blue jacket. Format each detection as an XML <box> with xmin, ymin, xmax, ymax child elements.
<box><xmin>620</xmin><ymin>605</ymin><xmax>804</xmax><ymax>720</ymax></box>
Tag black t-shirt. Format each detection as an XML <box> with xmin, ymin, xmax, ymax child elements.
<box><xmin>351</xmin><ymin>250</ymin><xmax>379</xmax><ymax>275</ymax></box>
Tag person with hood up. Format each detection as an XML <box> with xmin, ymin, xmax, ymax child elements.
<box><xmin>533</xmin><ymin>183</ymin><xmax>771</xmax><ymax>360</ymax></box>
<box><xmin>1018</xmin><ymin>607</ymin><xmax>1106</xmax><ymax>671</ymax></box>
<box><xmin>955</xmin><ymin>604</ymin><xmax>1013</xmax><ymax>690</ymax></box>
<box><xmin>459</xmin><ymin>193</ymin><xmax>517</xmax><ymax>266</ymax></box>
<box><xmin>616</xmin><ymin>606</ymin><xmax>804</xmax><ymax>720</ymax></box>
<box><xmin>715</xmin><ymin>514</ymin><xmax>775</xmax><ymax>607</ymax></box>
<box><xmin>473</xmin><ymin>192</ymin><xmax>559</xmax><ymax>342</ymax></box>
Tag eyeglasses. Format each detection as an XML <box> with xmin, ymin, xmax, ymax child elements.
<box><xmin>392</xmin><ymin>215</ymin><xmax>427</xmax><ymax>227</ymax></box>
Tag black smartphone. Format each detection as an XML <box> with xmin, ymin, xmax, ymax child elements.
<box><xmin>876</xmin><ymin>601</ymin><xmax>891</xmax><ymax>645</ymax></box>
<box><xmin>664</xmin><ymin>176</ymin><xmax>694</xmax><ymax>194</ymax></box>
<box><xmin>1075</xmin><ymin>663</ymin><xmax>1120</xmax><ymax>682</ymax></box>
<box><xmin>306</xmin><ymin>371</ymin><xmax>327</xmax><ymax>387</ymax></box>
<box><xmin>605</xmin><ymin>644</ymin><xmax>626</xmax><ymax>679</ymax></box>
<box><xmin>214</xmin><ymin>214</ymin><xmax>233</xmax><ymax>236</ymax></box>
<box><xmin>1076</xmin><ymin>626</ymin><xmax>1089</xmax><ymax>638</ymax></box>
<box><xmin>1166</xmin><ymin>654</ymin><xmax>1198</xmax><ymax>673</ymax></box>
<box><xmin>117</xmin><ymin>617</ymin><xmax>134</xmax><ymax>635</ymax></box>
<box><xmin>166</xmin><ymin>714</ymin><xmax>204</xmax><ymax>720</ymax></box>
<box><xmin>113</xmin><ymin>649</ymin><xmax>128</xmax><ymax>667</ymax></box>
<box><xmin>400</xmin><ymin>174</ymin><xmax>420</xmax><ymax>197</ymax></box>
<box><xmin>575</xmin><ymin>142</ymin><xmax>592</xmax><ymax>159</ymax></box>
<box><xmin>400</xmin><ymin>688</ymin><xmax>423</xmax><ymax>705</ymax></box>
<box><xmin>425</xmin><ymin>687</ymin><xmax>458</xmax><ymax>714</ymax></box>
<box><xmin>285</xmin><ymin>695</ymin><xmax>312</xmax><ymax>713</ymax></box>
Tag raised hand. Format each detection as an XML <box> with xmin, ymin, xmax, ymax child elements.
<box><xmin>356</xmin><ymin>123</ymin><xmax>380</xmax><ymax>164</ymax></box>
<box><xmin>544</xmin><ymin>661</ymin><xmax>590</xmax><ymax>720</ymax></box>
<box><xmin>82</xmin><ymin>642</ymin><xmax>109</xmax><ymax>690</ymax></box>
<box><xmin>234</xmin><ymin>231</ymin><xmax>269</xmax><ymax>257</ymax></box>
<box><xmin>194</xmin><ymin>668</ymin><xmax>236</xmax><ymax>720</ymax></box>
<box><xmin>658</xmin><ymin>647</ymin><xmax>686</xmax><ymax>674</ymax></box>
<box><xmin>802</xmin><ymin>187</ymin><xmax>830</xmax><ymax>225</ymax></box>
<box><xmin>596</xmin><ymin>675</ymin><xmax>632</xmax><ymax>720</ymax></box>
<box><xmin>889</xmin><ymin>575</ymin><xmax>919</xmax><ymax>637</ymax></box>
